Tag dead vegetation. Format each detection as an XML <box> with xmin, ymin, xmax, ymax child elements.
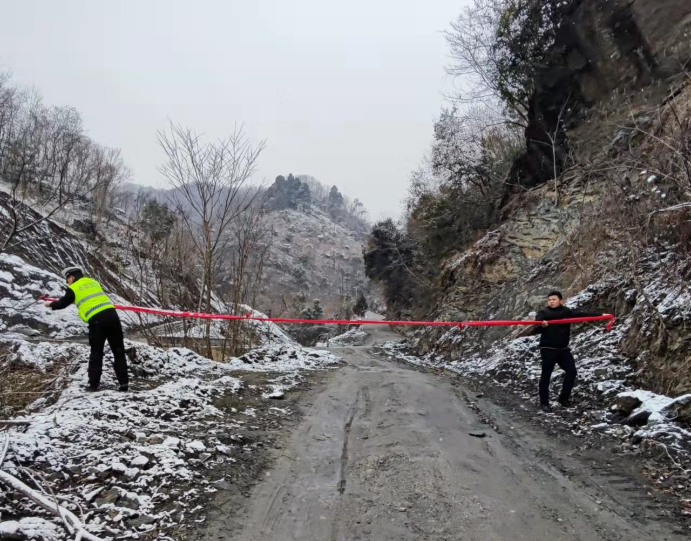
<box><xmin>0</xmin><ymin>348</ymin><xmax>78</xmax><ymax>419</ymax></box>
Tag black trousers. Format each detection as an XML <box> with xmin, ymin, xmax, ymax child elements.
<box><xmin>88</xmin><ymin>308</ymin><xmax>129</xmax><ymax>388</ymax></box>
<box><xmin>539</xmin><ymin>348</ymin><xmax>576</xmax><ymax>405</ymax></box>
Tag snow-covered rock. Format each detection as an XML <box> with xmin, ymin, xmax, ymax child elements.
<box><xmin>0</xmin><ymin>338</ymin><xmax>243</xmax><ymax>538</ymax></box>
<box><xmin>614</xmin><ymin>393</ymin><xmax>643</xmax><ymax>415</ymax></box>
<box><xmin>615</xmin><ymin>390</ymin><xmax>691</xmax><ymax>425</ymax></box>
<box><xmin>326</xmin><ymin>326</ymin><xmax>369</xmax><ymax>346</ymax></box>
<box><xmin>0</xmin><ymin>517</ymin><xmax>63</xmax><ymax>541</ymax></box>
<box><xmin>231</xmin><ymin>344</ymin><xmax>340</xmax><ymax>372</ymax></box>
<box><xmin>130</xmin><ymin>455</ymin><xmax>149</xmax><ymax>467</ymax></box>
<box><xmin>185</xmin><ymin>440</ymin><xmax>207</xmax><ymax>453</ymax></box>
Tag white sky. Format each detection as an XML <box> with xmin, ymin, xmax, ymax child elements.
<box><xmin>0</xmin><ymin>0</ymin><xmax>466</xmax><ymax>219</ymax></box>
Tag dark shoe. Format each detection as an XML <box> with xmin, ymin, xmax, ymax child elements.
<box><xmin>558</xmin><ymin>398</ymin><xmax>572</xmax><ymax>408</ymax></box>
<box><xmin>540</xmin><ymin>404</ymin><xmax>553</xmax><ymax>413</ymax></box>
<box><xmin>118</xmin><ymin>385</ymin><xmax>129</xmax><ymax>392</ymax></box>
<box><xmin>83</xmin><ymin>385</ymin><xmax>99</xmax><ymax>393</ymax></box>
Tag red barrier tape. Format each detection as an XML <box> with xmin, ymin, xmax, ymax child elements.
<box><xmin>39</xmin><ymin>296</ymin><xmax>615</xmax><ymax>330</ymax></box>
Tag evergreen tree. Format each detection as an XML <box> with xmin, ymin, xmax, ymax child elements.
<box><xmin>353</xmin><ymin>291</ymin><xmax>368</xmax><ymax>317</ymax></box>
<box><xmin>141</xmin><ymin>199</ymin><xmax>177</xmax><ymax>242</ymax></box>
<box><xmin>328</xmin><ymin>185</ymin><xmax>344</xmax><ymax>218</ymax></box>
<box><xmin>266</xmin><ymin>174</ymin><xmax>312</xmax><ymax>211</ymax></box>
<box><xmin>301</xmin><ymin>299</ymin><xmax>324</xmax><ymax>320</ymax></box>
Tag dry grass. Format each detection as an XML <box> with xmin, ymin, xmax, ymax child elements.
<box><xmin>0</xmin><ymin>356</ymin><xmax>72</xmax><ymax>418</ymax></box>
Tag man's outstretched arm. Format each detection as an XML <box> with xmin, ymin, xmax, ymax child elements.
<box><xmin>45</xmin><ymin>289</ymin><xmax>75</xmax><ymax>310</ymax></box>
<box><xmin>528</xmin><ymin>310</ymin><xmax>546</xmax><ymax>335</ymax></box>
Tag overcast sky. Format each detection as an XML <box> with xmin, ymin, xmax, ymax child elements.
<box><xmin>0</xmin><ymin>0</ymin><xmax>465</xmax><ymax>219</ymax></box>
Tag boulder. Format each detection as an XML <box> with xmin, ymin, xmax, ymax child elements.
<box><xmin>614</xmin><ymin>394</ymin><xmax>642</xmax><ymax>415</ymax></box>
<box><xmin>163</xmin><ymin>436</ymin><xmax>181</xmax><ymax>449</ymax></box>
<box><xmin>130</xmin><ymin>455</ymin><xmax>149</xmax><ymax>468</ymax></box>
<box><xmin>623</xmin><ymin>410</ymin><xmax>651</xmax><ymax>427</ymax></box>
<box><xmin>661</xmin><ymin>393</ymin><xmax>691</xmax><ymax>422</ymax></box>
<box><xmin>111</xmin><ymin>462</ymin><xmax>127</xmax><ymax>474</ymax></box>
<box><xmin>185</xmin><ymin>440</ymin><xmax>207</xmax><ymax>454</ymax></box>
<box><xmin>95</xmin><ymin>487</ymin><xmax>120</xmax><ymax>507</ymax></box>
<box><xmin>118</xmin><ymin>491</ymin><xmax>140</xmax><ymax>510</ymax></box>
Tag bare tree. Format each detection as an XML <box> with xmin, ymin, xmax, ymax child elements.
<box><xmin>0</xmin><ymin>73</ymin><xmax>127</xmax><ymax>254</ymax></box>
<box><xmin>90</xmin><ymin>147</ymin><xmax>130</xmax><ymax>231</ymax></box>
<box><xmin>446</xmin><ymin>0</ymin><xmax>573</xmax><ymax>127</ymax></box>
<box><xmin>446</xmin><ymin>1</ymin><xmax>515</xmax><ymax>113</ymax></box>
<box><xmin>157</xmin><ymin>122</ymin><xmax>265</xmax><ymax>357</ymax></box>
<box><xmin>220</xmin><ymin>191</ymin><xmax>272</xmax><ymax>357</ymax></box>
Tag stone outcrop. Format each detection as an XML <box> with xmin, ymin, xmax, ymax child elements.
<box><xmin>510</xmin><ymin>0</ymin><xmax>691</xmax><ymax>190</ymax></box>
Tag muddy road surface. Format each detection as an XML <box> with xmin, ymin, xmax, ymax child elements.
<box><xmin>200</xmin><ymin>324</ymin><xmax>686</xmax><ymax>541</ymax></box>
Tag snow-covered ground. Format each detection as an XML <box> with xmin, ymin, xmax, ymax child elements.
<box><xmin>230</xmin><ymin>344</ymin><xmax>340</xmax><ymax>372</ymax></box>
<box><xmin>377</xmin><ymin>282</ymin><xmax>691</xmax><ymax>469</ymax></box>
<box><xmin>143</xmin><ymin>305</ymin><xmax>293</xmax><ymax>347</ymax></box>
<box><xmin>0</xmin><ymin>334</ymin><xmax>340</xmax><ymax>540</ymax></box>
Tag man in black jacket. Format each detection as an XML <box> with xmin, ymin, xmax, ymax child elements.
<box><xmin>531</xmin><ymin>291</ymin><xmax>609</xmax><ymax>413</ymax></box>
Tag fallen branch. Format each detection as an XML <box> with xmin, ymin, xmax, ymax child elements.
<box><xmin>0</xmin><ymin>432</ymin><xmax>8</xmax><ymax>468</ymax></box>
<box><xmin>17</xmin><ymin>465</ymin><xmax>72</xmax><ymax>534</ymax></box>
<box><xmin>646</xmin><ymin>201</ymin><xmax>691</xmax><ymax>229</ymax></box>
<box><xmin>648</xmin><ymin>440</ymin><xmax>691</xmax><ymax>476</ymax></box>
<box><xmin>0</xmin><ymin>470</ymin><xmax>105</xmax><ymax>541</ymax></box>
<box><xmin>0</xmin><ymin>421</ymin><xmax>31</xmax><ymax>426</ymax></box>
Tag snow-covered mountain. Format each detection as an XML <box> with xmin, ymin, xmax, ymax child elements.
<box><xmin>119</xmin><ymin>176</ymin><xmax>377</xmax><ymax>320</ymax></box>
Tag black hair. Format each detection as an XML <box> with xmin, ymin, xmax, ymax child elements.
<box><xmin>548</xmin><ymin>290</ymin><xmax>563</xmax><ymax>299</ymax></box>
<box><xmin>68</xmin><ymin>270</ymin><xmax>84</xmax><ymax>281</ymax></box>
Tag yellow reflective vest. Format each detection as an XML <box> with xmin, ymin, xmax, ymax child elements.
<box><xmin>69</xmin><ymin>277</ymin><xmax>115</xmax><ymax>323</ymax></box>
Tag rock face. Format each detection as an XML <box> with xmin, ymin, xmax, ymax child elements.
<box><xmin>414</xmin><ymin>0</ymin><xmax>691</xmax><ymax>396</ymax></box>
<box><xmin>510</xmin><ymin>0</ymin><xmax>691</xmax><ymax>190</ymax></box>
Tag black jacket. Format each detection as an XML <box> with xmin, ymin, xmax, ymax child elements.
<box><xmin>530</xmin><ymin>306</ymin><xmax>601</xmax><ymax>349</ymax></box>
<box><xmin>50</xmin><ymin>286</ymin><xmax>76</xmax><ymax>310</ymax></box>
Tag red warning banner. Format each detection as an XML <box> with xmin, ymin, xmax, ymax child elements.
<box><xmin>40</xmin><ymin>296</ymin><xmax>616</xmax><ymax>331</ymax></box>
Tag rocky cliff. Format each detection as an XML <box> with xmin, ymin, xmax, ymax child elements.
<box><xmin>414</xmin><ymin>0</ymin><xmax>691</xmax><ymax>396</ymax></box>
<box><xmin>511</xmin><ymin>0</ymin><xmax>691</xmax><ymax>190</ymax></box>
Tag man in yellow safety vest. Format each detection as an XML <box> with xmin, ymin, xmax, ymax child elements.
<box><xmin>45</xmin><ymin>266</ymin><xmax>129</xmax><ymax>392</ymax></box>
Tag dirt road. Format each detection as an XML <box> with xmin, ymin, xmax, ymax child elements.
<box><xmin>202</xmin><ymin>324</ymin><xmax>686</xmax><ymax>541</ymax></box>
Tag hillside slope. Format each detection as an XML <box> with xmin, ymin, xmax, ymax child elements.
<box><xmin>412</xmin><ymin>0</ymin><xmax>691</xmax><ymax>394</ymax></box>
<box><xmin>259</xmin><ymin>205</ymin><xmax>368</xmax><ymax>317</ymax></box>
<box><xmin>0</xmin><ymin>188</ymin><xmax>159</xmax><ymax>339</ymax></box>
<box><xmin>122</xmin><ymin>178</ymin><xmax>375</xmax><ymax>320</ymax></box>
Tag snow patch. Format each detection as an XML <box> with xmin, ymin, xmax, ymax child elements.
<box><xmin>0</xmin><ymin>517</ymin><xmax>63</xmax><ymax>541</ymax></box>
<box><xmin>326</xmin><ymin>326</ymin><xmax>368</xmax><ymax>346</ymax></box>
<box><xmin>230</xmin><ymin>344</ymin><xmax>340</xmax><ymax>372</ymax></box>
